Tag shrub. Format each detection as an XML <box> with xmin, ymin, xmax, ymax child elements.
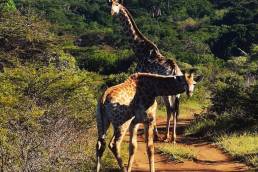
<box><xmin>0</xmin><ymin>65</ymin><xmax>97</xmax><ymax>171</ymax></box>
<box><xmin>177</xmin><ymin>17</ymin><xmax>200</xmax><ymax>31</ymax></box>
<box><xmin>71</xmin><ymin>47</ymin><xmax>134</xmax><ymax>74</ymax></box>
<box><xmin>0</xmin><ymin>12</ymin><xmax>99</xmax><ymax>171</ymax></box>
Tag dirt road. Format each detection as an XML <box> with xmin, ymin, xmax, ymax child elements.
<box><xmin>130</xmin><ymin>119</ymin><xmax>249</xmax><ymax>172</ymax></box>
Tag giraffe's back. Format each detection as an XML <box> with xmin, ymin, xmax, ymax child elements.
<box><xmin>100</xmin><ymin>79</ymin><xmax>137</xmax><ymax>126</ymax></box>
<box><xmin>136</xmin><ymin>58</ymin><xmax>181</xmax><ymax>76</ymax></box>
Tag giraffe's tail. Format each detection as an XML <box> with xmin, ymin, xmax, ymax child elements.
<box><xmin>96</xmin><ymin>93</ymin><xmax>109</xmax><ymax>139</ymax></box>
<box><xmin>96</xmin><ymin>94</ymin><xmax>109</xmax><ymax>172</ymax></box>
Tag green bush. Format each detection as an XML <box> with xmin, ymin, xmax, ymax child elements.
<box><xmin>0</xmin><ymin>64</ymin><xmax>98</xmax><ymax>171</ymax></box>
<box><xmin>71</xmin><ymin>47</ymin><xmax>134</xmax><ymax>74</ymax></box>
<box><xmin>0</xmin><ymin>12</ymin><xmax>98</xmax><ymax>171</ymax></box>
<box><xmin>187</xmin><ymin>58</ymin><xmax>258</xmax><ymax>137</ymax></box>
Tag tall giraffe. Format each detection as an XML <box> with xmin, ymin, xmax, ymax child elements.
<box><xmin>96</xmin><ymin>72</ymin><xmax>200</xmax><ymax>172</ymax></box>
<box><xmin>109</xmin><ymin>0</ymin><xmax>183</xmax><ymax>143</ymax></box>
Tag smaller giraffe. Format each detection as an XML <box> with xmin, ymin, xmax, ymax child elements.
<box><xmin>96</xmin><ymin>72</ymin><xmax>201</xmax><ymax>172</ymax></box>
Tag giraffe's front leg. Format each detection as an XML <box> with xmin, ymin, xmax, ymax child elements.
<box><xmin>127</xmin><ymin>123</ymin><xmax>139</xmax><ymax>172</ymax></box>
<box><xmin>172</xmin><ymin>112</ymin><xmax>177</xmax><ymax>144</ymax></box>
<box><xmin>172</xmin><ymin>96</ymin><xmax>180</xmax><ymax>144</ymax></box>
<box><xmin>153</xmin><ymin>119</ymin><xmax>159</xmax><ymax>141</ymax></box>
<box><xmin>144</xmin><ymin>120</ymin><xmax>155</xmax><ymax>172</ymax></box>
<box><xmin>163</xmin><ymin>96</ymin><xmax>172</xmax><ymax>142</ymax></box>
<box><xmin>165</xmin><ymin>110</ymin><xmax>172</xmax><ymax>142</ymax></box>
<box><xmin>148</xmin><ymin>101</ymin><xmax>159</xmax><ymax>141</ymax></box>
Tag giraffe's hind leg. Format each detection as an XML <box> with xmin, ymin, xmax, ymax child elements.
<box><xmin>127</xmin><ymin>122</ymin><xmax>140</xmax><ymax>172</ymax></box>
<box><xmin>144</xmin><ymin>120</ymin><xmax>155</xmax><ymax>172</ymax></box>
<box><xmin>109</xmin><ymin>120</ymin><xmax>132</xmax><ymax>172</ymax></box>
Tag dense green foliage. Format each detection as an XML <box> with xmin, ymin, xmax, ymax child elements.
<box><xmin>0</xmin><ymin>11</ymin><xmax>98</xmax><ymax>171</ymax></box>
<box><xmin>186</xmin><ymin>55</ymin><xmax>258</xmax><ymax>136</ymax></box>
<box><xmin>0</xmin><ymin>0</ymin><xmax>257</xmax><ymax>170</ymax></box>
<box><xmin>13</xmin><ymin>0</ymin><xmax>258</xmax><ymax>63</ymax></box>
<box><xmin>186</xmin><ymin>54</ymin><xmax>258</xmax><ymax>167</ymax></box>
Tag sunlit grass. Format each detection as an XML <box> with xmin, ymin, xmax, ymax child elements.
<box><xmin>216</xmin><ymin>134</ymin><xmax>258</xmax><ymax>168</ymax></box>
<box><xmin>157</xmin><ymin>143</ymin><xmax>196</xmax><ymax>162</ymax></box>
<box><xmin>180</xmin><ymin>100</ymin><xmax>205</xmax><ymax>119</ymax></box>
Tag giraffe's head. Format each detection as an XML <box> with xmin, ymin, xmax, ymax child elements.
<box><xmin>183</xmin><ymin>71</ymin><xmax>203</xmax><ymax>97</ymax></box>
<box><xmin>108</xmin><ymin>0</ymin><xmax>123</xmax><ymax>16</ymax></box>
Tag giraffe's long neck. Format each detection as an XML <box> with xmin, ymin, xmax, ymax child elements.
<box><xmin>135</xmin><ymin>74</ymin><xmax>186</xmax><ymax>97</ymax></box>
<box><xmin>118</xmin><ymin>6</ymin><xmax>159</xmax><ymax>56</ymax></box>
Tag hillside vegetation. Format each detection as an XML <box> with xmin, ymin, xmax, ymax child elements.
<box><xmin>0</xmin><ymin>0</ymin><xmax>257</xmax><ymax>170</ymax></box>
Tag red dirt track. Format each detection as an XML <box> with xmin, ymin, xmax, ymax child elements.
<box><xmin>129</xmin><ymin>118</ymin><xmax>249</xmax><ymax>172</ymax></box>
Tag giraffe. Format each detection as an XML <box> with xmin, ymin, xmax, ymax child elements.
<box><xmin>96</xmin><ymin>72</ymin><xmax>201</xmax><ymax>172</ymax></box>
<box><xmin>109</xmin><ymin>0</ymin><xmax>184</xmax><ymax>143</ymax></box>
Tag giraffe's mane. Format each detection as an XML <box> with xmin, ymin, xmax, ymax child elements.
<box><xmin>121</xmin><ymin>5</ymin><xmax>159</xmax><ymax>51</ymax></box>
<box><xmin>120</xmin><ymin>5</ymin><xmax>181</xmax><ymax>63</ymax></box>
<box><xmin>129</xmin><ymin>72</ymin><xmax>183</xmax><ymax>81</ymax></box>
<box><xmin>119</xmin><ymin>4</ymin><xmax>182</xmax><ymax>72</ymax></box>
